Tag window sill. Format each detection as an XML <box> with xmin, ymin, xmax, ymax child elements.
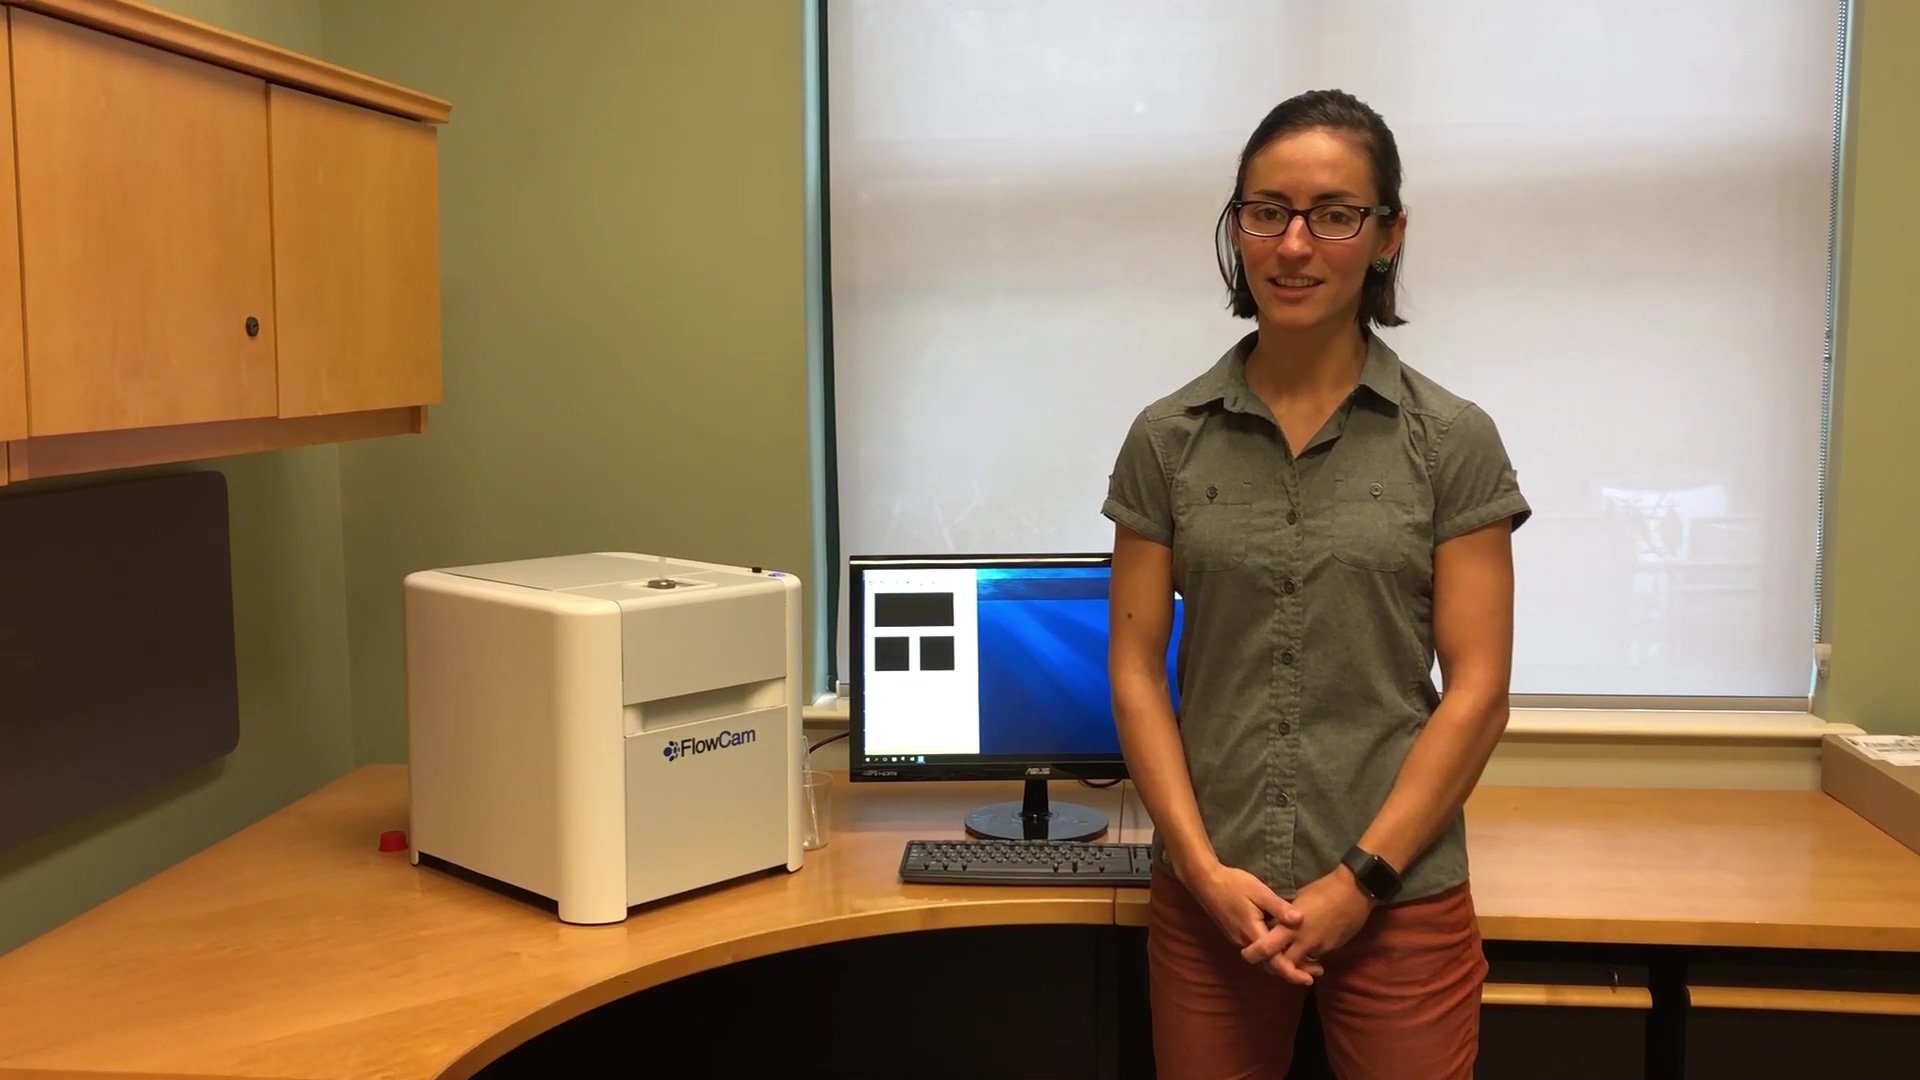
<box><xmin>803</xmin><ymin>693</ymin><xmax>850</xmax><ymax>725</ymax></box>
<box><xmin>806</xmin><ymin>696</ymin><xmax>1859</xmax><ymax>747</ymax></box>
<box><xmin>1504</xmin><ymin>709</ymin><xmax>1862</xmax><ymax>745</ymax></box>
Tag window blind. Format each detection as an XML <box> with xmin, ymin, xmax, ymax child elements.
<box><xmin>827</xmin><ymin>0</ymin><xmax>1843</xmax><ymax>700</ymax></box>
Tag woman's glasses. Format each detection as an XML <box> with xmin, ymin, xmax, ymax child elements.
<box><xmin>1230</xmin><ymin>200</ymin><xmax>1396</xmax><ymax>241</ymax></box>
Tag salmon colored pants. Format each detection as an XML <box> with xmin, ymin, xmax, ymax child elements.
<box><xmin>1146</xmin><ymin>870</ymin><xmax>1488</xmax><ymax>1080</ymax></box>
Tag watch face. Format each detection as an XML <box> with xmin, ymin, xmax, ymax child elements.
<box><xmin>1348</xmin><ymin>850</ymin><xmax>1400</xmax><ymax>899</ymax></box>
<box><xmin>1363</xmin><ymin>861</ymin><xmax>1397</xmax><ymax>896</ymax></box>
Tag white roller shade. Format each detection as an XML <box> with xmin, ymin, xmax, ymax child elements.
<box><xmin>828</xmin><ymin>0</ymin><xmax>1840</xmax><ymax>699</ymax></box>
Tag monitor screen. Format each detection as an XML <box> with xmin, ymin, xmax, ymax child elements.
<box><xmin>848</xmin><ymin>554</ymin><xmax>1182</xmax><ymax>782</ymax></box>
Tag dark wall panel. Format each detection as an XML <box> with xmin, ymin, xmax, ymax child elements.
<box><xmin>0</xmin><ymin>472</ymin><xmax>238</xmax><ymax>850</ymax></box>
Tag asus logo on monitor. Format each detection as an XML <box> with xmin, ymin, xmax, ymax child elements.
<box><xmin>1025</xmin><ymin>766</ymin><xmax>1052</xmax><ymax>776</ymax></box>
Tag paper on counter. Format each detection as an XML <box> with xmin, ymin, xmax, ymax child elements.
<box><xmin>1842</xmin><ymin>735</ymin><xmax>1920</xmax><ymax>765</ymax></box>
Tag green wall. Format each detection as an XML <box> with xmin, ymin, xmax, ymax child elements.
<box><xmin>0</xmin><ymin>1</ymin><xmax>351</xmax><ymax>955</ymax></box>
<box><xmin>149</xmin><ymin>0</ymin><xmax>323</xmax><ymax>47</ymax></box>
<box><xmin>320</xmin><ymin>0</ymin><xmax>813</xmax><ymax>763</ymax></box>
<box><xmin>0</xmin><ymin>0</ymin><xmax>811</xmax><ymax>954</ymax></box>
<box><xmin>1824</xmin><ymin>0</ymin><xmax>1920</xmax><ymax>736</ymax></box>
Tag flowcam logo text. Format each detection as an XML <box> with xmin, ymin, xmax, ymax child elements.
<box><xmin>661</xmin><ymin>728</ymin><xmax>757</xmax><ymax>762</ymax></box>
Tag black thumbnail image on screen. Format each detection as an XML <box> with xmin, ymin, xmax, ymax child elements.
<box><xmin>873</xmin><ymin>591</ymin><xmax>956</xmax><ymax>673</ymax></box>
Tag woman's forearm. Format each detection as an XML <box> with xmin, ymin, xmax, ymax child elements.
<box><xmin>1354</xmin><ymin>520</ymin><xmax>1519</xmax><ymax>878</ymax></box>
<box><xmin>1112</xmin><ymin>664</ymin><xmax>1219</xmax><ymax>879</ymax></box>
<box><xmin>1355</xmin><ymin>690</ymin><xmax>1508</xmax><ymax>874</ymax></box>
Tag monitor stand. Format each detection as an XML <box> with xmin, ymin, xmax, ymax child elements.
<box><xmin>964</xmin><ymin>778</ymin><xmax>1108</xmax><ymax>842</ymax></box>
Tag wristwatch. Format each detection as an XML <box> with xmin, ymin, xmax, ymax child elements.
<box><xmin>1340</xmin><ymin>845</ymin><xmax>1403</xmax><ymax>903</ymax></box>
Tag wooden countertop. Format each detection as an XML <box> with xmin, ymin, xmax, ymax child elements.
<box><xmin>4</xmin><ymin>766</ymin><xmax>1920</xmax><ymax>1080</ymax></box>
<box><xmin>1117</xmin><ymin>783</ymin><xmax>1920</xmax><ymax>952</ymax></box>
<box><xmin>0</xmin><ymin>767</ymin><xmax>1126</xmax><ymax>1080</ymax></box>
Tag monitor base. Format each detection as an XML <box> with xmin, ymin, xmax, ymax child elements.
<box><xmin>963</xmin><ymin>778</ymin><xmax>1109</xmax><ymax>841</ymax></box>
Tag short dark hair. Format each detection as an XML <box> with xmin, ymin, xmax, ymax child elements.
<box><xmin>1214</xmin><ymin>89</ymin><xmax>1407</xmax><ymax>329</ymax></box>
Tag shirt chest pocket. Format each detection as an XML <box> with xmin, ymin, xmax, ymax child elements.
<box><xmin>1325</xmin><ymin>476</ymin><xmax>1424</xmax><ymax>573</ymax></box>
<box><xmin>1172</xmin><ymin>477</ymin><xmax>1252</xmax><ymax>573</ymax></box>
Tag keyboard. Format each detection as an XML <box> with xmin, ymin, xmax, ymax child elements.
<box><xmin>899</xmin><ymin>838</ymin><xmax>1154</xmax><ymax>886</ymax></box>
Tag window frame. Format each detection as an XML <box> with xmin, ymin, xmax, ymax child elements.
<box><xmin>802</xmin><ymin>0</ymin><xmax>1856</xmax><ymax>731</ymax></box>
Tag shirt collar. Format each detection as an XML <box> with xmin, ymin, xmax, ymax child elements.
<box><xmin>1354</xmin><ymin>331</ymin><xmax>1406</xmax><ymax>410</ymax></box>
<box><xmin>1174</xmin><ymin>332</ymin><xmax>1259</xmax><ymax>412</ymax></box>
<box><xmin>1179</xmin><ymin>330</ymin><xmax>1405</xmax><ymax>413</ymax></box>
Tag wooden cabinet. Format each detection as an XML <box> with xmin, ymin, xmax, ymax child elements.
<box><xmin>269</xmin><ymin>86</ymin><xmax>441</xmax><ymax>418</ymax></box>
<box><xmin>0</xmin><ymin>16</ymin><xmax>27</xmax><ymax>455</ymax></box>
<box><xmin>0</xmin><ymin>0</ymin><xmax>450</xmax><ymax>482</ymax></box>
<box><xmin>12</xmin><ymin>9</ymin><xmax>276</xmax><ymax>437</ymax></box>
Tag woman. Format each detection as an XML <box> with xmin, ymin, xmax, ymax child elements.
<box><xmin>1103</xmin><ymin>89</ymin><xmax>1529</xmax><ymax>1080</ymax></box>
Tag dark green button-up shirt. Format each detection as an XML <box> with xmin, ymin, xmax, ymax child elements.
<box><xmin>1102</xmin><ymin>331</ymin><xmax>1530</xmax><ymax>903</ymax></box>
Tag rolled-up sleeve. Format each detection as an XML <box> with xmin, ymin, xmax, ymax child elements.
<box><xmin>1102</xmin><ymin>409</ymin><xmax>1173</xmax><ymax>545</ymax></box>
<box><xmin>1432</xmin><ymin>403</ymin><xmax>1531</xmax><ymax>542</ymax></box>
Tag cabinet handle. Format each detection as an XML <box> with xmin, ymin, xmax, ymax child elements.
<box><xmin>245</xmin><ymin>316</ymin><xmax>260</xmax><ymax>338</ymax></box>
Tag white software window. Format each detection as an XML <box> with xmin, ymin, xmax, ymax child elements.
<box><xmin>861</xmin><ymin>568</ymin><xmax>981</xmax><ymax>755</ymax></box>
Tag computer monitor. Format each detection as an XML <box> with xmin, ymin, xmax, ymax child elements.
<box><xmin>848</xmin><ymin>553</ymin><xmax>1183</xmax><ymax>841</ymax></box>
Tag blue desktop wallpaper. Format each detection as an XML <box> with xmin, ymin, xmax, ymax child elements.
<box><xmin>975</xmin><ymin>567</ymin><xmax>1183</xmax><ymax>757</ymax></box>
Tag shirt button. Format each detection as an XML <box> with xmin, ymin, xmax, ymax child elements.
<box><xmin>1369</xmin><ymin>482</ymin><xmax>1384</xmax><ymax>498</ymax></box>
<box><xmin>1206</xmin><ymin>484</ymin><xmax>1218</xmax><ymax>500</ymax></box>
<box><xmin>1279</xmin><ymin>720</ymin><xmax>1294</xmax><ymax>735</ymax></box>
<box><xmin>1281</xmin><ymin>649</ymin><xmax>1296</xmax><ymax>665</ymax></box>
<box><xmin>1276</xmin><ymin>790</ymin><xmax>1293</xmax><ymax>807</ymax></box>
<box><xmin>1282</xmin><ymin>578</ymin><xmax>1297</xmax><ymax>595</ymax></box>
<box><xmin>1286</xmin><ymin>509</ymin><xmax>1299</xmax><ymax>525</ymax></box>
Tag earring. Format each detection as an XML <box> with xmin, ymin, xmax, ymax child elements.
<box><xmin>1370</xmin><ymin>257</ymin><xmax>1392</xmax><ymax>273</ymax></box>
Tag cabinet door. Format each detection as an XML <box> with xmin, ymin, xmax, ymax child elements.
<box><xmin>270</xmin><ymin>86</ymin><xmax>441</xmax><ymax>418</ymax></box>
<box><xmin>0</xmin><ymin>13</ymin><xmax>26</xmax><ymax>444</ymax></box>
<box><xmin>11</xmin><ymin>10</ymin><xmax>276</xmax><ymax>437</ymax></box>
